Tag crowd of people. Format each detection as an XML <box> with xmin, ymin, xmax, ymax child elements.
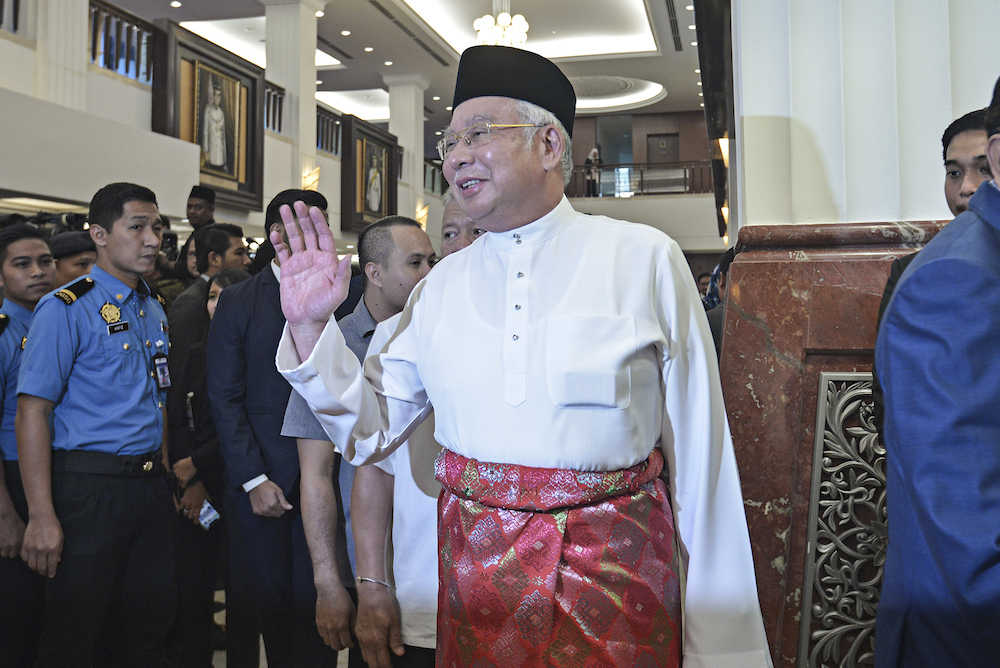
<box><xmin>0</xmin><ymin>43</ymin><xmax>997</xmax><ymax>668</ymax></box>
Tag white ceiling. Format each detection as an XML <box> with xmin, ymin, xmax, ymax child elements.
<box><xmin>116</xmin><ymin>0</ymin><xmax>705</xmax><ymax>156</ymax></box>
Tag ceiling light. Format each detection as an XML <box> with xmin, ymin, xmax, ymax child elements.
<box><xmin>688</xmin><ymin>25</ymin><xmax>696</xmax><ymax>30</ymax></box>
<box><xmin>432</xmin><ymin>96</ymin><xmax>440</xmax><ymax>101</ymax></box>
<box><xmin>170</xmin><ymin>0</ymin><xmax>181</xmax><ymax>6</ymax></box>
<box><xmin>691</xmin><ymin>41</ymin><xmax>698</xmax><ymax>46</ymax></box>
<box><xmin>695</xmin><ymin>68</ymin><xmax>700</xmax><ymax>73</ymax></box>
<box><xmin>384</xmin><ymin>61</ymin><xmax>393</xmax><ymax>66</ymax></box>
<box><xmin>697</xmin><ymin>81</ymin><xmax>702</xmax><ymax>86</ymax></box>
<box><xmin>341</xmin><ymin>30</ymin><xmax>351</xmax><ymax>36</ymax></box>
<box><xmin>315</xmin><ymin>10</ymin><xmax>324</xmax><ymax>18</ymax></box>
<box><xmin>686</xmin><ymin>5</ymin><xmax>694</xmax><ymax>9</ymax></box>
<box><xmin>445</xmin><ymin>106</ymin><xmax>452</xmax><ymax>111</ymax></box>
<box><xmin>316</xmin><ymin>80</ymin><xmax>322</xmax><ymax>85</ymax></box>
<box><xmin>698</xmin><ymin>92</ymin><xmax>703</xmax><ymax>96</ymax></box>
<box><xmin>364</xmin><ymin>46</ymin><xmax>374</xmax><ymax>52</ymax></box>
<box><xmin>435</xmin><ymin>131</ymin><xmax>443</xmax><ymax>136</ymax></box>
<box><xmin>474</xmin><ymin>2</ymin><xmax>529</xmax><ymax>48</ymax></box>
<box><xmin>700</xmin><ymin>103</ymin><xmax>704</xmax><ymax>107</ymax></box>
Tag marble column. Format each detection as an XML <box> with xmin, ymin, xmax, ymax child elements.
<box><xmin>34</xmin><ymin>0</ymin><xmax>89</xmax><ymax>110</ymax></box>
<box><xmin>384</xmin><ymin>74</ymin><xmax>429</xmax><ymax>222</ymax></box>
<box><xmin>722</xmin><ymin>221</ymin><xmax>946</xmax><ymax>666</ymax></box>
<box><xmin>260</xmin><ymin>0</ymin><xmax>325</xmax><ymax>189</ymax></box>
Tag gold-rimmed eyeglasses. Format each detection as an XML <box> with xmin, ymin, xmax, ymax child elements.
<box><xmin>436</xmin><ymin>123</ymin><xmax>545</xmax><ymax>161</ymax></box>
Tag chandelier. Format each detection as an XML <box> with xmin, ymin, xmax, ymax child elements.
<box><xmin>473</xmin><ymin>0</ymin><xmax>528</xmax><ymax>47</ymax></box>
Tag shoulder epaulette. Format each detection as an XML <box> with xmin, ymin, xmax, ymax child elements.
<box><xmin>54</xmin><ymin>277</ymin><xmax>95</xmax><ymax>305</ymax></box>
<box><xmin>155</xmin><ymin>293</ymin><xmax>166</xmax><ymax>307</ymax></box>
<box><xmin>0</xmin><ymin>314</ymin><xmax>8</xmax><ymax>337</ymax></box>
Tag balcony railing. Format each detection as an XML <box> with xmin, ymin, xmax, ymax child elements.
<box><xmin>264</xmin><ymin>82</ymin><xmax>284</xmax><ymax>134</ymax></box>
<box><xmin>89</xmin><ymin>0</ymin><xmax>155</xmax><ymax>84</ymax></box>
<box><xmin>316</xmin><ymin>105</ymin><xmax>341</xmax><ymax>155</ymax></box>
<box><xmin>424</xmin><ymin>160</ymin><xmax>445</xmax><ymax>195</ymax></box>
<box><xmin>1</xmin><ymin>0</ymin><xmax>21</xmax><ymax>34</ymax></box>
<box><xmin>568</xmin><ymin>161</ymin><xmax>713</xmax><ymax>198</ymax></box>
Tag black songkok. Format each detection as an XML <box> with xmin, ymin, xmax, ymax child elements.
<box><xmin>451</xmin><ymin>45</ymin><xmax>576</xmax><ymax>138</ymax></box>
<box><xmin>49</xmin><ymin>230</ymin><xmax>96</xmax><ymax>259</ymax></box>
<box><xmin>265</xmin><ymin>189</ymin><xmax>329</xmax><ymax>229</ymax></box>
<box><xmin>188</xmin><ymin>185</ymin><xmax>216</xmax><ymax>204</ymax></box>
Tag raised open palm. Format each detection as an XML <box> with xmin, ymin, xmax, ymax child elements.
<box><xmin>271</xmin><ymin>201</ymin><xmax>353</xmax><ymax>326</ymax></box>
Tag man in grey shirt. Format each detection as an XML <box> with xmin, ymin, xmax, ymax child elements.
<box><xmin>281</xmin><ymin>216</ymin><xmax>435</xmax><ymax>660</ymax></box>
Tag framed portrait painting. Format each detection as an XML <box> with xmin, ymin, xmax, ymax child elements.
<box><xmin>195</xmin><ymin>62</ymin><xmax>240</xmax><ymax>179</ymax></box>
<box><xmin>340</xmin><ymin>114</ymin><xmax>398</xmax><ymax>233</ymax></box>
<box><xmin>152</xmin><ymin>21</ymin><xmax>265</xmax><ymax>211</ymax></box>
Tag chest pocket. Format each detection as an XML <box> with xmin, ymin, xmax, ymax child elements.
<box><xmin>101</xmin><ymin>329</ymin><xmax>147</xmax><ymax>384</ymax></box>
<box><xmin>545</xmin><ymin>315</ymin><xmax>636</xmax><ymax>410</ymax></box>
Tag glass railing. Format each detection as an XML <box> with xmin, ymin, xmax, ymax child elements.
<box><xmin>264</xmin><ymin>82</ymin><xmax>285</xmax><ymax>134</ymax></box>
<box><xmin>424</xmin><ymin>160</ymin><xmax>445</xmax><ymax>195</ymax></box>
<box><xmin>1</xmin><ymin>0</ymin><xmax>21</xmax><ymax>35</ymax></box>
<box><xmin>89</xmin><ymin>0</ymin><xmax>155</xmax><ymax>84</ymax></box>
<box><xmin>316</xmin><ymin>104</ymin><xmax>341</xmax><ymax>155</ymax></box>
<box><xmin>568</xmin><ymin>161</ymin><xmax>713</xmax><ymax>198</ymax></box>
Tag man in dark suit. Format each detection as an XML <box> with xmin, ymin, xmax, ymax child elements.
<box><xmin>168</xmin><ymin>223</ymin><xmax>250</xmax><ymax>380</ymax></box>
<box><xmin>874</xmin><ymin>82</ymin><xmax>1000</xmax><ymax>667</ymax></box>
<box><xmin>207</xmin><ymin>190</ymin><xmax>341</xmax><ymax>668</ymax></box>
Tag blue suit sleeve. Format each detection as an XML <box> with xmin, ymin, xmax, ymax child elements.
<box><xmin>206</xmin><ymin>288</ymin><xmax>269</xmax><ymax>490</ymax></box>
<box><xmin>877</xmin><ymin>254</ymin><xmax>1000</xmax><ymax>650</ymax></box>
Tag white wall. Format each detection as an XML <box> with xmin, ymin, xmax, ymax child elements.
<box><xmin>0</xmin><ymin>33</ymin><xmax>37</xmax><ymax>96</ymax></box>
<box><xmin>571</xmin><ymin>194</ymin><xmax>726</xmax><ymax>253</ymax></box>
<box><xmin>0</xmin><ymin>86</ymin><xmax>199</xmax><ymax>214</ymax></box>
<box><xmin>86</xmin><ymin>66</ymin><xmax>152</xmax><ymax>130</ymax></box>
<box><xmin>733</xmin><ymin>0</ymin><xmax>1000</xmax><ymax>228</ymax></box>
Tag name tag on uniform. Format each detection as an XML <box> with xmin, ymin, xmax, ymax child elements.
<box><xmin>108</xmin><ymin>322</ymin><xmax>130</xmax><ymax>335</ymax></box>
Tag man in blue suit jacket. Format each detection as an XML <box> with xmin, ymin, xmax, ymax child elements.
<box><xmin>208</xmin><ymin>189</ymin><xmax>344</xmax><ymax>667</ymax></box>
<box><xmin>874</xmin><ymin>87</ymin><xmax>1000</xmax><ymax>667</ymax></box>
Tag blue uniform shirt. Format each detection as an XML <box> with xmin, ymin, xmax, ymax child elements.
<box><xmin>0</xmin><ymin>300</ymin><xmax>32</xmax><ymax>460</ymax></box>
<box><xmin>18</xmin><ymin>265</ymin><xmax>169</xmax><ymax>455</ymax></box>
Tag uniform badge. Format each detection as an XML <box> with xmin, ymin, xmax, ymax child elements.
<box><xmin>100</xmin><ymin>303</ymin><xmax>121</xmax><ymax>324</ymax></box>
<box><xmin>21</xmin><ymin>336</ymin><xmax>27</xmax><ymax>350</ymax></box>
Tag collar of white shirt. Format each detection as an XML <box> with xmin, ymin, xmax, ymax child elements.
<box><xmin>483</xmin><ymin>196</ymin><xmax>575</xmax><ymax>251</ymax></box>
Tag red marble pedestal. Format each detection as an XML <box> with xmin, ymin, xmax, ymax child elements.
<box><xmin>722</xmin><ymin>221</ymin><xmax>946</xmax><ymax>666</ymax></box>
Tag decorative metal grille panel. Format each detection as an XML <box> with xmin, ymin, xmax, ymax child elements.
<box><xmin>798</xmin><ymin>373</ymin><xmax>886</xmax><ymax>668</ymax></box>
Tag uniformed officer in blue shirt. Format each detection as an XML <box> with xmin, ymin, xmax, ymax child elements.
<box><xmin>0</xmin><ymin>224</ymin><xmax>56</xmax><ymax>668</ymax></box>
<box><xmin>16</xmin><ymin>183</ymin><xmax>176</xmax><ymax>667</ymax></box>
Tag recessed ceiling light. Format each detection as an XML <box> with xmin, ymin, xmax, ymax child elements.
<box><xmin>700</xmin><ymin>103</ymin><xmax>705</xmax><ymax>107</ymax></box>
<box><xmin>364</xmin><ymin>47</ymin><xmax>374</xmax><ymax>52</ymax></box>
<box><xmin>698</xmin><ymin>92</ymin><xmax>703</xmax><ymax>96</ymax></box>
<box><xmin>688</xmin><ymin>25</ymin><xmax>696</xmax><ymax>30</ymax></box>
<box><xmin>695</xmin><ymin>68</ymin><xmax>700</xmax><ymax>73</ymax></box>
<box><xmin>686</xmin><ymin>5</ymin><xmax>694</xmax><ymax>10</ymax></box>
<box><xmin>384</xmin><ymin>61</ymin><xmax>393</xmax><ymax>66</ymax></box>
<box><xmin>691</xmin><ymin>41</ymin><xmax>698</xmax><ymax>46</ymax></box>
<box><xmin>435</xmin><ymin>131</ymin><xmax>443</xmax><ymax>136</ymax></box>
<box><xmin>432</xmin><ymin>96</ymin><xmax>440</xmax><ymax>101</ymax></box>
<box><xmin>445</xmin><ymin>106</ymin><xmax>452</xmax><ymax>111</ymax></box>
<box><xmin>315</xmin><ymin>10</ymin><xmax>324</xmax><ymax>18</ymax></box>
<box><xmin>316</xmin><ymin>80</ymin><xmax>322</xmax><ymax>85</ymax></box>
<box><xmin>170</xmin><ymin>0</ymin><xmax>181</xmax><ymax>6</ymax></box>
<box><xmin>697</xmin><ymin>81</ymin><xmax>702</xmax><ymax>86</ymax></box>
<box><xmin>341</xmin><ymin>30</ymin><xmax>351</xmax><ymax>36</ymax></box>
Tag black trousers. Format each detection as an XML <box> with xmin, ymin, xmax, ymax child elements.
<box><xmin>231</xmin><ymin>490</ymin><xmax>341</xmax><ymax>668</ymax></box>
<box><xmin>0</xmin><ymin>466</ymin><xmax>45</xmax><ymax>668</ymax></box>
<box><xmin>34</xmin><ymin>469</ymin><xmax>177</xmax><ymax>668</ymax></box>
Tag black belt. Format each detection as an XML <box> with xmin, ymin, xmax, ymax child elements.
<box><xmin>52</xmin><ymin>449</ymin><xmax>163</xmax><ymax>477</ymax></box>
